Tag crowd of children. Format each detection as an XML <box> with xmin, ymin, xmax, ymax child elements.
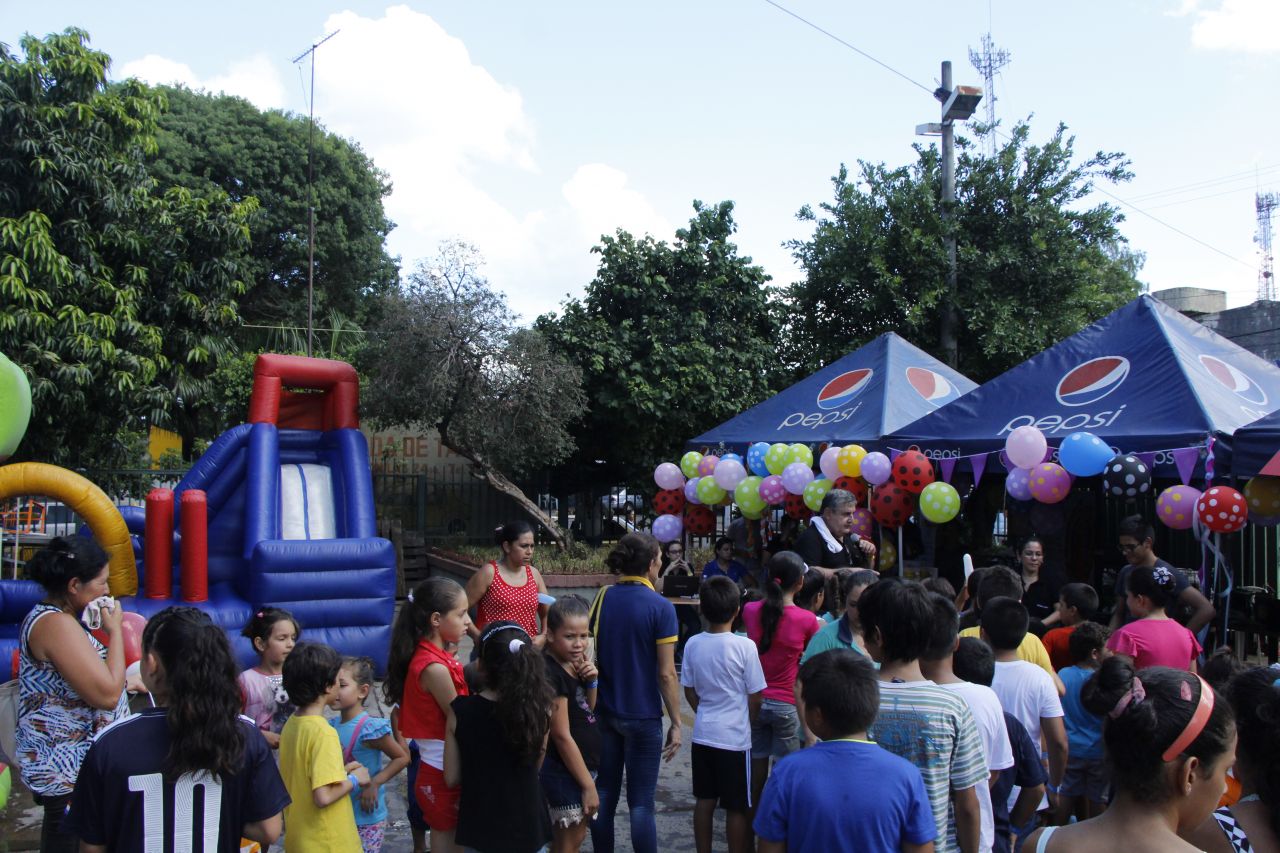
<box><xmin>17</xmin><ymin>523</ymin><xmax>1280</xmax><ymax>853</ymax></box>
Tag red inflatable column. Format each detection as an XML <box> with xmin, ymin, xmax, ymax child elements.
<box><xmin>144</xmin><ymin>489</ymin><xmax>174</xmax><ymax>599</ymax></box>
<box><xmin>179</xmin><ymin>489</ymin><xmax>209</xmax><ymax>603</ymax></box>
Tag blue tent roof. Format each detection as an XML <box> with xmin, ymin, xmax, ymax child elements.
<box><xmin>884</xmin><ymin>295</ymin><xmax>1280</xmax><ymax>468</ymax></box>
<box><xmin>1229</xmin><ymin>408</ymin><xmax>1280</xmax><ymax>478</ymax></box>
<box><xmin>689</xmin><ymin>332</ymin><xmax>977</xmax><ymax>451</ymax></box>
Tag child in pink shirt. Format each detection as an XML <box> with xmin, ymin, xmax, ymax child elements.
<box><xmin>742</xmin><ymin>552</ymin><xmax>821</xmax><ymax>806</ymax></box>
<box><xmin>1106</xmin><ymin>565</ymin><xmax>1201</xmax><ymax>670</ymax></box>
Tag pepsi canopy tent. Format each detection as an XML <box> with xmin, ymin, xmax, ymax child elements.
<box><xmin>689</xmin><ymin>332</ymin><xmax>977</xmax><ymax>452</ymax></box>
<box><xmin>883</xmin><ymin>294</ymin><xmax>1280</xmax><ymax>473</ymax></box>
<box><xmin>1229</xmin><ymin>408</ymin><xmax>1280</xmax><ymax>478</ymax></box>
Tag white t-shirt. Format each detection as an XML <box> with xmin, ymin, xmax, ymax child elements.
<box><xmin>939</xmin><ymin>681</ymin><xmax>1015</xmax><ymax>853</ymax></box>
<box><xmin>991</xmin><ymin>660</ymin><xmax>1063</xmax><ymax>751</ymax></box>
<box><xmin>680</xmin><ymin>631</ymin><xmax>767</xmax><ymax>751</ymax></box>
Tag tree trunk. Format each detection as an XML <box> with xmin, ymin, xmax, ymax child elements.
<box><xmin>437</xmin><ymin>434</ymin><xmax>571</xmax><ymax>550</ymax></box>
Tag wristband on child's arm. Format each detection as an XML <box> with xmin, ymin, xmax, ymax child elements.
<box><xmin>347</xmin><ymin>773</ymin><xmax>360</xmax><ymax>790</ymax></box>
<box><xmin>586</xmin><ymin>680</ymin><xmax>599</xmax><ymax>689</ymax></box>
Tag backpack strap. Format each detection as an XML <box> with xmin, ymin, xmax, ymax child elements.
<box><xmin>588</xmin><ymin>586</ymin><xmax>608</xmax><ymax>638</ymax></box>
<box><xmin>342</xmin><ymin>712</ymin><xmax>370</xmax><ymax>765</ymax></box>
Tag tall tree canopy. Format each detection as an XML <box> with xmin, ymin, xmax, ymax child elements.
<box><xmin>781</xmin><ymin>121</ymin><xmax>1143</xmax><ymax>383</ymax></box>
<box><xmin>147</xmin><ymin>85</ymin><xmax>398</xmax><ymax>331</ymax></box>
<box><xmin>359</xmin><ymin>241</ymin><xmax>585</xmax><ymax>548</ymax></box>
<box><xmin>536</xmin><ymin>201</ymin><xmax>779</xmax><ymax>488</ymax></box>
<box><xmin>0</xmin><ymin>29</ymin><xmax>254</xmax><ymax>468</ymax></box>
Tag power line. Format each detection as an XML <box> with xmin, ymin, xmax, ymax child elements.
<box><xmin>761</xmin><ymin>0</ymin><xmax>934</xmax><ymax>95</ymax></box>
<box><xmin>1125</xmin><ymin>163</ymin><xmax>1280</xmax><ymax>203</ymax></box>
<box><xmin>1143</xmin><ymin>184</ymin><xmax>1271</xmax><ymax>212</ymax></box>
<box><xmin>1092</xmin><ymin>184</ymin><xmax>1253</xmax><ymax>269</ymax></box>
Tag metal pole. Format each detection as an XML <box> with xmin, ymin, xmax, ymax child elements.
<box><xmin>939</xmin><ymin>60</ymin><xmax>959</xmax><ymax>368</ymax></box>
<box><xmin>306</xmin><ymin>49</ymin><xmax>316</xmax><ymax>358</ymax></box>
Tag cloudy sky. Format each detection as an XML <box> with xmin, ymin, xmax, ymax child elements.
<box><xmin>4</xmin><ymin>1</ymin><xmax>1279</xmax><ymax>322</ymax></box>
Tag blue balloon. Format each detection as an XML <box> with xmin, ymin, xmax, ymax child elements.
<box><xmin>1058</xmin><ymin>431</ymin><xmax>1113</xmax><ymax>477</ymax></box>
<box><xmin>747</xmin><ymin>442</ymin><xmax>771</xmax><ymax>477</ymax></box>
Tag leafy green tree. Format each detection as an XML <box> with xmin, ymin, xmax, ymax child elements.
<box><xmin>0</xmin><ymin>29</ymin><xmax>254</xmax><ymax>469</ymax></box>
<box><xmin>147</xmin><ymin>85</ymin><xmax>398</xmax><ymax>332</ymax></box>
<box><xmin>536</xmin><ymin>200</ymin><xmax>780</xmax><ymax>490</ymax></box>
<box><xmin>359</xmin><ymin>241</ymin><xmax>585</xmax><ymax>549</ymax></box>
<box><xmin>782</xmin><ymin>121</ymin><xmax>1143</xmax><ymax>383</ymax></box>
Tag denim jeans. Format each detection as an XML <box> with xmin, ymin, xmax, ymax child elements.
<box><xmin>589</xmin><ymin>711</ymin><xmax>663</xmax><ymax>853</ymax></box>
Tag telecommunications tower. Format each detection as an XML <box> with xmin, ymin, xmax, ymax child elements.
<box><xmin>968</xmin><ymin>33</ymin><xmax>1010</xmax><ymax>155</ymax></box>
<box><xmin>1257</xmin><ymin>192</ymin><xmax>1278</xmax><ymax>302</ymax></box>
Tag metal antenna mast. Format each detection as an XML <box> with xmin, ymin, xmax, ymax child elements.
<box><xmin>968</xmin><ymin>32</ymin><xmax>1010</xmax><ymax>155</ymax></box>
<box><xmin>1256</xmin><ymin>191</ymin><xmax>1278</xmax><ymax>302</ymax></box>
<box><xmin>291</xmin><ymin>29</ymin><xmax>339</xmax><ymax>357</ymax></box>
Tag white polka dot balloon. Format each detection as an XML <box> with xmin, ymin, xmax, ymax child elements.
<box><xmin>1102</xmin><ymin>454</ymin><xmax>1151</xmax><ymax>499</ymax></box>
<box><xmin>1195</xmin><ymin>485</ymin><xmax>1248</xmax><ymax>533</ymax></box>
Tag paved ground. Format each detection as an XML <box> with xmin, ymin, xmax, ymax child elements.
<box><xmin>1</xmin><ymin>649</ymin><xmax>710</xmax><ymax>852</ymax></box>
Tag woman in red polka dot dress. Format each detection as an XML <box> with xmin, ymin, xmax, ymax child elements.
<box><xmin>465</xmin><ymin>520</ymin><xmax>550</xmax><ymax>649</ymax></box>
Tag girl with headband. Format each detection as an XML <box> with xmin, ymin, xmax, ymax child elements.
<box><xmin>1025</xmin><ymin>656</ymin><xmax>1236</xmax><ymax>853</ymax></box>
<box><xmin>1106</xmin><ymin>565</ymin><xmax>1202</xmax><ymax>671</ymax></box>
<box><xmin>445</xmin><ymin>621</ymin><xmax>554</xmax><ymax>853</ymax></box>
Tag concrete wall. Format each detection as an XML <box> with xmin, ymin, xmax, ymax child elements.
<box><xmin>1153</xmin><ymin>289</ymin><xmax>1280</xmax><ymax>365</ymax></box>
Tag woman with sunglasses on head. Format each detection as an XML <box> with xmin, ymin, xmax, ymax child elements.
<box><xmin>1025</xmin><ymin>656</ymin><xmax>1236</xmax><ymax>853</ymax></box>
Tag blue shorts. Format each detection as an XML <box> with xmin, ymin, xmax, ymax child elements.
<box><xmin>750</xmin><ymin>699</ymin><xmax>800</xmax><ymax>760</ymax></box>
<box><xmin>541</xmin><ymin>756</ymin><xmax>596</xmax><ymax>827</ymax></box>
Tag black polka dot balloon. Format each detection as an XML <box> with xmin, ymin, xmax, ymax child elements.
<box><xmin>892</xmin><ymin>449</ymin><xmax>936</xmax><ymax>495</ymax></box>
<box><xmin>1102</xmin><ymin>454</ymin><xmax>1151</xmax><ymax>499</ymax></box>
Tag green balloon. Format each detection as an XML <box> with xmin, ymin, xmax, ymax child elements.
<box><xmin>803</xmin><ymin>477</ymin><xmax>833</xmax><ymax>513</ymax></box>
<box><xmin>919</xmin><ymin>482</ymin><xmax>961</xmax><ymax>524</ymax></box>
<box><xmin>789</xmin><ymin>443</ymin><xmax>814</xmax><ymax>469</ymax></box>
<box><xmin>680</xmin><ymin>451</ymin><xmax>703</xmax><ymax>479</ymax></box>
<box><xmin>735</xmin><ymin>476</ymin><xmax>766</xmax><ymax>513</ymax></box>
<box><xmin>764</xmin><ymin>442</ymin><xmax>793</xmax><ymax>476</ymax></box>
<box><xmin>696</xmin><ymin>477</ymin><xmax>727</xmax><ymax>505</ymax></box>
<box><xmin>0</xmin><ymin>352</ymin><xmax>32</xmax><ymax>461</ymax></box>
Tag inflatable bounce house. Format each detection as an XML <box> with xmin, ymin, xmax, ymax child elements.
<box><xmin>0</xmin><ymin>353</ymin><xmax>396</xmax><ymax>678</ymax></box>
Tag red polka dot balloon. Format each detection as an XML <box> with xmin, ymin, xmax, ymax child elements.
<box><xmin>1196</xmin><ymin>485</ymin><xmax>1248</xmax><ymax>533</ymax></box>
<box><xmin>684</xmin><ymin>504</ymin><xmax>715</xmax><ymax>536</ymax></box>
<box><xmin>652</xmin><ymin>488</ymin><xmax>685</xmax><ymax>516</ymax></box>
<box><xmin>833</xmin><ymin>476</ymin><xmax>868</xmax><ymax>501</ymax></box>
<box><xmin>784</xmin><ymin>493</ymin><xmax>814</xmax><ymax>521</ymax></box>
<box><xmin>872</xmin><ymin>484</ymin><xmax>916</xmax><ymax>529</ymax></box>
<box><xmin>892</xmin><ymin>449</ymin><xmax>936</xmax><ymax>495</ymax></box>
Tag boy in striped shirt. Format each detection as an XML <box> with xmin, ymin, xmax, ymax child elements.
<box><xmin>860</xmin><ymin>578</ymin><xmax>988</xmax><ymax>853</ymax></box>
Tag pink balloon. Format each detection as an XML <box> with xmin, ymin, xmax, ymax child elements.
<box><xmin>684</xmin><ymin>477</ymin><xmax>702</xmax><ymax>505</ymax></box>
<box><xmin>654</xmin><ymin>462</ymin><xmax>684</xmax><ymax>491</ymax></box>
<box><xmin>1006</xmin><ymin>467</ymin><xmax>1033</xmax><ymax>501</ymax></box>
<box><xmin>1027</xmin><ymin>462</ymin><xmax>1071</xmax><ymax>504</ymax></box>
<box><xmin>818</xmin><ymin>446</ymin><xmax>843</xmax><ymax>481</ymax></box>
<box><xmin>1005</xmin><ymin>426</ymin><xmax>1048</xmax><ymax>470</ymax></box>
<box><xmin>652</xmin><ymin>513</ymin><xmax>683</xmax><ymax>542</ymax></box>
<box><xmin>1156</xmin><ymin>485</ymin><xmax>1201</xmax><ymax>530</ymax></box>
<box><xmin>697</xmin><ymin>455</ymin><xmax>720</xmax><ymax>477</ymax></box>
<box><xmin>781</xmin><ymin>462</ymin><xmax>815</xmax><ymax>495</ymax></box>
<box><xmin>850</xmin><ymin>507</ymin><xmax>874</xmax><ymax>540</ymax></box>
<box><xmin>759</xmin><ymin>475</ymin><xmax>787</xmax><ymax>505</ymax></box>
<box><xmin>713</xmin><ymin>458</ymin><xmax>748</xmax><ymax>491</ymax></box>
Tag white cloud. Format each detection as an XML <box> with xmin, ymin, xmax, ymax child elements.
<box><xmin>118</xmin><ymin>54</ymin><xmax>286</xmax><ymax>110</ymax></box>
<box><xmin>115</xmin><ymin>5</ymin><xmax>677</xmax><ymax>321</ymax></box>
<box><xmin>1183</xmin><ymin>0</ymin><xmax>1280</xmax><ymax>52</ymax></box>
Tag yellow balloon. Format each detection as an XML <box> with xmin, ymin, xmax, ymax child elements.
<box><xmin>1244</xmin><ymin>476</ymin><xmax>1280</xmax><ymax>517</ymax></box>
<box><xmin>837</xmin><ymin>444</ymin><xmax>866</xmax><ymax>478</ymax></box>
<box><xmin>877</xmin><ymin>535</ymin><xmax>897</xmax><ymax>571</ymax></box>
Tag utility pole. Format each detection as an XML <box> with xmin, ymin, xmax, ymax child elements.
<box><xmin>918</xmin><ymin>62</ymin><xmax>982</xmax><ymax>368</ymax></box>
<box><xmin>1257</xmin><ymin>192</ymin><xmax>1278</xmax><ymax>303</ymax></box>
<box><xmin>291</xmin><ymin>30</ymin><xmax>339</xmax><ymax>358</ymax></box>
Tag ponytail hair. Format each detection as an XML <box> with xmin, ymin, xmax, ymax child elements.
<box><xmin>384</xmin><ymin>577</ymin><xmax>465</xmax><ymax>706</ymax></box>
<box><xmin>477</xmin><ymin>621</ymin><xmax>553</xmax><ymax>765</ymax></box>
<box><xmin>495</xmin><ymin>520</ymin><xmax>534</xmax><ymax>548</ymax></box>
<box><xmin>142</xmin><ymin>606</ymin><xmax>245</xmax><ymax>780</ymax></box>
<box><xmin>26</xmin><ymin>536</ymin><xmax>109</xmax><ymax>596</ymax></box>
<box><xmin>759</xmin><ymin>551</ymin><xmax>806</xmax><ymax>654</ymax></box>
<box><xmin>1227</xmin><ymin>667</ymin><xmax>1280</xmax><ymax>836</ymax></box>
<box><xmin>605</xmin><ymin>532</ymin><xmax>659</xmax><ymax>576</ymax></box>
<box><xmin>1127</xmin><ymin>565</ymin><xmax>1179</xmax><ymax>610</ymax></box>
<box><xmin>1082</xmin><ymin>657</ymin><xmax>1234</xmax><ymax>804</ymax></box>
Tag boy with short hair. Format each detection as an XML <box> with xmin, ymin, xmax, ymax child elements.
<box><xmin>981</xmin><ymin>599</ymin><xmax>1067</xmax><ymax>833</ymax></box>
<box><xmin>753</xmin><ymin>650</ymin><xmax>936</xmax><ymax>853</ymax></box>
<box><xmin>921</xmin><ymin>593</ymin><xmax>1013</xmax><ymax>853</ymax></box>
<box><xmin>860</xmin><ymin>578</ymin><xmax>986</xmax><ymax>853</ymax></box>
<box><xmin>1051</xmin><ymin>621</ymin><xmax>1110</xmax><ymax>823</ymax></box>
<box><xmin>681</xmin><ymin>576</ymin><xmax>767</xmax><ymax>853</ymax></box>
<box><xmin>953</xmin><ymin>638</ymin><xmax>1046</xmax><ymax>853</ymax></box>
<box><xmin>1041</xmin><ymin>583</ymin><xmax>1099</xmax><ymax>671</ymax></box>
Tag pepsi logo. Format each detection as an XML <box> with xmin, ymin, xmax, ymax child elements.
<box><xmin>816</xmin><ymin>369</ymin><xmax>874</xmax><ymax>410</ymax></box>
<box><xmin>1199</xmin><ymin>354</ymin><xmax>1268</xmax><ymax>406</ymax></box>
<box><xmin>1055</xmin><ymin>357</ymin><xmax>1130</xmax><ymax>407</ymax></box>
<box><xmin>906</xmin><ymin>367</ymin><xmax>962</xmax><ymax>408</ymax></box>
